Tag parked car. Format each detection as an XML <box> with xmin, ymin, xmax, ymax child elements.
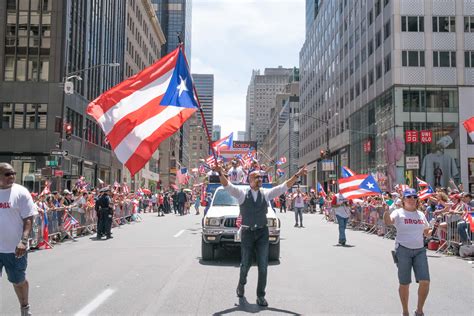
<box><xmin>201</xmin><ymin>185</ymin><xmax>281</xmax><ymax>261</ymax></box>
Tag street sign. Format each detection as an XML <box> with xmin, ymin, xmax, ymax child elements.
<box><xmin>63</xmin><ymin>175</ymin><xmax>79</xmax><ymax>180</ymax></box>
<box><xmin>321</xmin><ymin>160</ymin><xmax>334</xmax><ymax>171</ymax></box>
<box><xmin>46</xmin><ymin>160</ymin><xmax>58</xmax><ymax>166</ymax></box>
<box><xmin>406</xmin><ymin>156</ymin><xmax>419</xmax><ymax>170</ymax></box>
<box><xmin>50</xmin><ymin>150</ymin><xmax>68</xmax><ymax>156</ymax></box>
<box><xmin>328</xmin><ymin>174</ymin><xmax>337</xmax><ymax>179</ymax></box>
<box><xmin>54</xmin><ymin>170</ymin><xmax>64</xmax><ymax>177</ymax></box>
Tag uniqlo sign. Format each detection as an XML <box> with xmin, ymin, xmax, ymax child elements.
<box><xmin>363</xmin><ymin>139</ymin><xmax>372</xmax><ymax>153</ymax></box>
<box><xmin>405</xmin><ymin>130</ymin><xmax>418</xmax><ymax>143</ymax></box>
<box><xmin>420</xmin><ymin>130</ymin><xmax>432</xmax><ymax>143</ymax></box>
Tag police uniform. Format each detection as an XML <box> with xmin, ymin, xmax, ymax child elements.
<box><xmin>96</xmin><ymin>189</ymin><xmax>113</xmax><ymax>239</ymax></box>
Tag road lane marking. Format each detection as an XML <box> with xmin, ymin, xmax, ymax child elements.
<box><xmin>75</xmin><ymin>288</ymin><xmax>115</xmax><ymax>316</ymax></box>
<box><xmin>174</xmin><ymin>229</ymin><xmax>185</xmax><ymax>238</ymax></box>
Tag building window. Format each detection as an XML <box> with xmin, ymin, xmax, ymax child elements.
<box><xmin>375</xmin><ymin>0</ymin><xmax>381</xmax><ymax>17</ymax></box>
<box><xmin>465</xmin><ymin>17</ymin><xmax>474</xmax><ymax>32</ymax></box>
<box><xmin>376</xmin><ymin>62</ymin><xmax>382</xmax><ymax>79</ymax></box>
<box><xmin>384</xmin><ymin>19</ymin><xmax>391</xmax><ymax>39</ymax></box>
<box><xmin>368</xmin><ymin>39</ymin><xmax>374</xmax><ymax>56</ymax></box>
<box><xmin>384</xmin><ymin>0</ymin><xmax>390</xmax><ymax>6</ymax></box>
<box><xmin>402</xmin><ymin>51</ymin><xmax>425</xmax><ymax>67</ymax></box>
<box><xmin>375</xmin><ymin>31</ymin><xmax>382</xmax><ymax>48</ymax></box>
<box><xmin>368</xmin><ymin>69</ymin><xmax>374</xmax><ymax>85</ymax></box>
<box><xmin>465</xmin><ymin>51</ymin><xmax>474</xmax><ymax>67</ymax></box>
<box><xmin>401</xmin><ymin>16</ymin><xmax>424</xmax><ymax>32</ymax></box>
<box><xmin>433</xmin><ymin>51</ymin><xmax>456</xmax><ymax>67</ymax></box>
<box><xmin>368</xmin><ymin>9</ymin><xmax>373</xmax><ymax>25</ymax></box>
<box><xmin>384</xmin><ymin>53</ymin><xmax>391</xmax><ymax>73</ymax></box>
<box><xmin>433</xmin><ymin>16</ymin><xmax>456</xmax><ymax>32</ymax></box>
<box><xmin>362</xmin><ymin>75</ymin><xmax>367</xmax><ymax>91</ymax></box>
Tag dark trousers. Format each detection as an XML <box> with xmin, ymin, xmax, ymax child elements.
<box><xmin>280</xmin><ymin>202</ymin><xmax>286</xmax><ymax>212</ymax></box>
<box><xmin>178</xmin><ymin>202</ymin><xmax>185</xmax><ymax>215</ymax></box>
<box><xmin>239</xmin><ymin>227</ymin><xmax>269</xmax><ymax>298</ymax></box>
<box><xmin>98</xmin><ymin>209</ymin><xmax>112</xmax><ymax>237</ymax></box>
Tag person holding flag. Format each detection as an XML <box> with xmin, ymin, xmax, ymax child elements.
<box><xmin>457</xmin><ymin>192</ymin><xmax>473</xmax><ymax>245</ymax></box>
<box><xmin>383</xmin><ymin>188</ymin><xmax>432</xmax><ymax>316</ymax></box>
<box><xmin>0</xmin><ymin>163</ymin><xmax>37</xmax><ymax>316</ymax></box>
<box><xmin>214</xmin><ymin>163</ymin><xmax>307</xmax><ymax>307</ymax></box>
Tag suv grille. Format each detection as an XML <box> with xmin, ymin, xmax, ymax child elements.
<box><xmin>224</xmin><ymin>218</ymin><xmax>237</xmax><ymax>227</ymax></box>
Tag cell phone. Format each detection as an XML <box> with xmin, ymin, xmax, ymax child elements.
<box><xmin>391</xmin><ymin>250</ymin><xmax>398</xmax><ymax>264</ymax></box>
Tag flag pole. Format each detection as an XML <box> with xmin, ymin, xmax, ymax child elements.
<box><xmin>177</xmin><ymin>43</ymin><xmax>218</xmax><ymax>165</ymax></box>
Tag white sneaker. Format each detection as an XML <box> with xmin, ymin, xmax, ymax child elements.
<box><xmin>21</xmin><ymin>305</ymin><xmax>32</xmax><ymax>316</ymax></box>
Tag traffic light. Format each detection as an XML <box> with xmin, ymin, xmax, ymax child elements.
<box><xmin>65</xmin><ymin>123</ymin><xmax>73</xmax><ymax>140</ymax></box>
<box><xmin>320</xmin><ymin>149</ymin><xmax>325</xmax><ymax>159</ymax></box>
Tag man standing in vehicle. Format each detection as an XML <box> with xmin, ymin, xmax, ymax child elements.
<box><xmin>214</xmin><ymin>163</ymin><xmax>307</xmax><ymax>307</ymax></box>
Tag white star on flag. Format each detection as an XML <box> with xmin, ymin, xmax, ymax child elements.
<box><xmin>367</xmin><ymin>182</ymin><xmax>374</xmax><ymax>189</ymax></box>
<box><xmin>177</xmin><ymin>75</ymin><xmax>188</xmax><ymax>97</ymax></box>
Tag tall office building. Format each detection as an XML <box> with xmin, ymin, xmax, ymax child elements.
<box><xmin>189</xmin><ymin>74</ymin><xmax>214</xmax><ymax>170</ymax></box>
<box><xmin>299</xmin><ymin>0</ymin><xmax>474</xmax><ymax>191</ymax></box>
<box><xmin>212</xmin><ymin>125</ymin><xmax>221</xmax><ymax>141</ymax></box>
<box><xmin>245</xmin><ymin>67</ymin><xmax>294</xmax><ymax>148</ymax></box>
<box><xmin>152</xmin><ymin>0</ymin><xmax>192</xmax><ymax>186</ymax></box>
<box><xmin>0</xmin><ymin>0</ymin><xmax>126</xmax><ymax>192</ymax></box>
<box><xmin>306</xmin><ymin>0</ymin><xmax>322</xmax><ymax>35</ymax></box>
<box><xmin>123</xmin><ymin>0</ymin><xmax>166</xmax><ymax>191</ymax></box>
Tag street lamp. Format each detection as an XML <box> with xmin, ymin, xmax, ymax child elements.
<box><xmin>59</xmin><ymin>62</ymin><xmax>120</xmax><ymax>187</ymax></box>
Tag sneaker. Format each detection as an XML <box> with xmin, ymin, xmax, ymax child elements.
<box><xmin>256</xmin><ymin>296</ymin><xmax>268</xmax><ymax>307</ymax></box>
<box><xmin>294</xmin><ymin>224</ymin><xmax>298</xmax><ymax>227</ymax></box>
<box><xmin>236</xmin><ymin>284</ymin><xmax>244</xmax><ymax>297</ymax></box>
<box><xmin>300</xmin><ymin>225</ymin><xmax>305</xmax><ymax>228</ymax></box>
<box><xmin>21</xmin><ymin>305</ymin><xmax>32</xmax><ymax>316</ymax></box>
<box><xmin>106</xmin><ymin>235</ymin><xmax>113</xmax><ymax>239</ymax></box>
<box><xmin>414</xmin><ymin>310</ymin><xmax>424</xmax><ymax>316</ymax></box>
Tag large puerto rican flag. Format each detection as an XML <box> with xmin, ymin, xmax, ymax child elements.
<box><xmin>87</xmin><ymin>46</ymin><xmax>199</xmax><ymax>176</ymax></box>
<box><xmin>338</xmin><ymin>174</ymin><xmax>381</xmax><ymax>199</ymax></box>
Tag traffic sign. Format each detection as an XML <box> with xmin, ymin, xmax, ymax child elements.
<box><xmin>63</xmin><ymin>175</ymin><xmax>79</xmax><ymax>180</ymax></box>
<box><xmin>328</xmin><ymin>174</ymin><xmax>337</xmax><ymax>179</ymax></box>
<box><xmin>54</xmin><ymin>170</ymin><xmax>64</xmax><ymax>177</ymax></box>
<box><xmin>46</xmin><ymin>160</ymin><xmax>58</xmax><ymax>166</ymax></box>
<box><xmin>50</xmin><ymin>150</ymin><xmax>68</xmax><ymax>156</ymax></box>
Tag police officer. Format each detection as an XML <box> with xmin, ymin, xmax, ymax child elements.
<box><xmin>214</xmin><ymin>164</ymin><xmax>307</xmax><ymax>307</ymax></box>
<box><xmin>96</xmin><ymin>188</ymin><xmax>113</xmax><ymax>239</ymax></box>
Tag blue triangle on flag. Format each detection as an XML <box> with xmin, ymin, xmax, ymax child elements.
<box><xmin>160</xmin><ymin>49</ymin><xmax>199</xmax><ymax>109</ymax></box>
<box><xmin>359</xmin><ymin>175</ymin><xmax>382</xmax><ymax>193</ymax></box>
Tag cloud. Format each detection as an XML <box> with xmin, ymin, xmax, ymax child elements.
<box><xmin>191</xmin><ymin>0</ymin><xmax>305</xmax><ymax>139</ymax></box>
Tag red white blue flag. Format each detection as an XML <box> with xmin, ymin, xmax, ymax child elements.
<box><xmin>212</xmin><ymin>132</ymin><xmax>233</xmax><ymax>154</ymax></box>
<box><xmin>317</xmin><ymin>182</ymin><xmax>327</xmax><ymax>198</ymax></box>
<box><xmin>418</xmin><ymin>186</ymin><xmax>434</xmax><ymax>200</ymax></box>
<box><xmin>87</xmin><ymin>46</ymin><xmax>199</xmax><ymax>176</ymax></box>
<box><xmin>416</xmin><ymin>177</ymin><xmax>429</xmax><ymax>187</ymax></box>
<box><xmin>341</xmin><ymin>166</ymin><xmax>356</xmax><ymax>178</ymax></box>
<box><xmin>338</xmin><ymin>174</ymin><xmax>381</xmax><ymax>200</ymax></box>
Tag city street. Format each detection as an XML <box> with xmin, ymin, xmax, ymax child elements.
<box><xmin>1</xmin><ymin>210</ymin><xmax>472</xmax><ymax>316</ymax></box>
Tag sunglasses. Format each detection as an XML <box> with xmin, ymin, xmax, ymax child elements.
<box><xmin>405</xmin><ymin>196</ymin><xmax>418</xmax><ymax>199</ymax></box>
<box><xmin>3</xmin><ymin>172</ymin><xmax>17</xmax><ymax>177</ymax></box>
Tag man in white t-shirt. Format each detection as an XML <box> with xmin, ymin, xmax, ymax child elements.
<box><xmin>0</xmin><ymin>163</ymin><xmax>37</xmax><ymax>316</ymax></box>
<box><xmin>228</xmin><ymin>160</ymin><xmax>245</xmax><ymax>184</ymax></box>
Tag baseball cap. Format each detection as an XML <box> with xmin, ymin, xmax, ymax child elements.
<box><xmin>63</xmin><ymin>189</ymin><xmax>72</xmax><ymax>195</ymax></box>
<box><xmin>403</xmin><ymin>188</ymin><xmax>418</xmax><ymax>198</ymax></box>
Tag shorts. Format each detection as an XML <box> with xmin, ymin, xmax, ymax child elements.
<box><xmin>395</xmin><ymin>245</ymin><xmax>430</xmax><ymax>285</ymax></box>
<box><xmin>0</xmin><ymin>253</ymin><xmax>28</xmax><ymax>284</ymax></box>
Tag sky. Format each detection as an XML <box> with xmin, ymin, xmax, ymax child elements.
<box><xmin>191</xmin><ymin>0</ymin><xmax>305</xmax><ymax>139</ymax></box>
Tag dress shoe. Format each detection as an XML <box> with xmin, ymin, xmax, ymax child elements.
<box><xmin>236</xmin><ymin>284</ymin><xmax>244</xmax><ymax>297</ymax></box>
<box><xmin>256</xmin><ymin>296</ymin><xmax>268</xmax><ymax>307</ymax></box>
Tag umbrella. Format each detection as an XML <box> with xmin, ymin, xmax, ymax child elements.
<box><xmin>142</xmin><ymin>188</ymin><xmax>151</xmax><ymax>195</ymax></box>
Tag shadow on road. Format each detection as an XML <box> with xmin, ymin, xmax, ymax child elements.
<box><xmin>332</xmin><ymin>244</ymin><xmax>356</xmax><ymax>248</ymax></box>
<box><xmin>212</xmin><ymin>297</ymin><xmax>301</xmax><ymax>315</ymax></box>
<box><xmin>198</xmin><ymin>248</ymin><xmax>281</xmax><ymax>267</ymax></box>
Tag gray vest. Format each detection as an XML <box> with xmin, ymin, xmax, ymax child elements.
<box><xmin>239</xmin><ymin>189</ymin><xmax>268</xmax><ymax>227</ymax></box>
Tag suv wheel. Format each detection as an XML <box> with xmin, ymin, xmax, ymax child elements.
<box><xmin>268</xmin><ymin>242</ymin><xmax>280</xmax><ymax>261</ymax></box>
<box><xmin>201</xmin><ymin>238</ymin><xmax>214</xmax><ymax>260</ymax></box>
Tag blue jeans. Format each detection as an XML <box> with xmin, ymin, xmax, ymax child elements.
<box><xmin>294</xmin><ymin>207</ymin><xmax>303</xmax><ymax>225</ymax></box>
<box><xmin>336</xmin><ymin>215</ymin><xmax>348</xmax><ymax>243</ymax></box>
<box><xmin>239</xmin><ymin>227</ymin><xmax>269</xmax><ymax>298</ymax></box>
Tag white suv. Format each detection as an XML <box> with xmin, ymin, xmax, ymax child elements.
<box><xmin>201</xmin><ymin>185</ymin><xmax>281</xmax><ymax>261</ymax></box>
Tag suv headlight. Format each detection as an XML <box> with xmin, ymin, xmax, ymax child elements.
<box><xmin>205</xmin><ymin>217</ymin><xmax>221</xmax><ymax>226</ymax></box>
<box><xmin>267</xmin><ymin>218</ymin><xmax>277</xmax><ymax>227</ymax></box>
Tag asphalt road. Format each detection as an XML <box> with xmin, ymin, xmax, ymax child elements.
<box><xmin>1</xmin><ymin>209</ymin><xmax>472</xmax><ymax>315</ymax></box>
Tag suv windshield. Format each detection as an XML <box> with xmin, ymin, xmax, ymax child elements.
<box><xmin>212</xmin><ymin>189</ymin><xmax>240</xmax><ymax>206</ymax></box>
